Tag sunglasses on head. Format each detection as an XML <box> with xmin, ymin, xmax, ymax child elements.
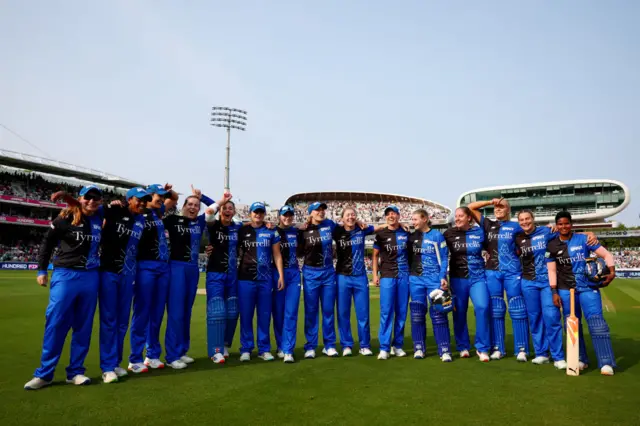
<box><xmin>84</xmin><ymin>193</ymin><xmax>102</xmax><ymax>202</ymax></box>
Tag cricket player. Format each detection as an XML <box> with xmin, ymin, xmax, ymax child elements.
<box><xmin>514</xmin><ymin>210</ymin><xmax>565</xmax><ymax>369</ymax></box>
<box><xmin>163</xmin><ymin>187</ymin><xmax>217</xmax><ymax>369</ymax></box>
<box><xmin>25</xmin><ymin>185</ymin><xmax>104</xmax><ymax>390</ymax></box>
<box><xmin>408</xmin><ymin>209</ymin><xmax>452</xmax><ymax>362</ymax></box>
<box><xmin>129</xmin><ymin>184</ymin><xmax>178</xmax><ymax>372</ymax></box>
<box><xmin>298</xmin><ymin>202</ymin><xmax>339</xmax><ymax>359</ymax></box>
<box><xmin>237</xmin><ymin>202</ymin><xmax>284</xmax><ymax>362</ymax></box>
<box><xmin>546</xmin><ymin>211</ymin><xmax>617</xmax><ymax>376</ymax></box>
<box><xmin>373</xmin><ymin>205</ymin><xmax>410</xmax><ymax>360</ymax></box>
<box><xmin>443</xmin><ymin>207</ymin><xmax>491</xmax><ymax>362</ymax></box>
<box><xmin>467</xmin><ymin>198</ymin><xmax>529</xmax><ymax>361</ymax></box>
<box><xmin>272</xmin><ymin>205</ymin><xmax>302</xmax><ymax>363</ymax></box>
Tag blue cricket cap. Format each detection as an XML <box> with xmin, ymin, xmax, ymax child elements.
<box><xmin>250</xmin><ymin>202</ymin><xmax>266</xmax><ymax>213</ymax></box>
<box><xmin>79</xmin><ymin>185</ymin><xmax>102</xmax><ymax>197</ymax></box>
<box><xmin>279</xmin><ymin>205</ymin><xmax>295</xmax><ymax>216</ymax></box>
<box><xmin>307</xmin><ymin>201</ymin><xmax>327</xmax><ymax>214</ymax></box>
<box><xmin>126</xmin><ymin>187</ymin><xmax>151</xmax><ymax>201</ymax></box>
<box><xmin>384</xmin><ymin>205</ymin><xmax>400</xmax><ymax>215</ymax></box>
<box><xmin>146</xmin><ymin>184</ymin><xmax>168</xmax><ymax>195</ymax></box>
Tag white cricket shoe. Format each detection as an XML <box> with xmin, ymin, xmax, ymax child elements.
<box><xmin>102</xmin><ymin>371</ymin><xmax>118</xmax><ymax>383</ymax></box>
<box><xmin>127</xmin><ymin>362</ymin><xmax>148</xmax><ymax>374</ymax></box>
<box><xmin>223</xmin><ymin>346</ymin><xmax>230</xmax><ymax>358</ymax></box>
<box><xmin>239</xmin><ymin>352</ymin><xmax>251</xmax><ymax>362</ymax></box>
<box><xmin>478</xmin><ymin>352</ymin><xmax>490</xmax><ymax>362</ymax></box>
<box><xmin>343</xmin><ymin>347</ymin><xmax>353</xmax><ymax>357</ymax></box>
<box><xmin>304</xmin><ymin>350</ymin><xmax>316</xmax><ymax>359</ymax></box>
<box><xmin>490</xmin><ymin>350</ymin><xmax>503</xmax><ymax>360</ymax></box>
<box><xmin>212</xmin><ymin>353</ymin><xmax>226</xmax><ymax>364</ymax></box>
<box><xmin>168</xmin><ymin>360</ymin><xmax>188</xmax><ymax>370</ymax></box>
<box><xmin>277</xmin><ymin>350</ymin><xmax>285</xmax><ymax>359</ymax></box>
<box><xmin>258</xmin><ymin>352</ymin><xmax>275</xmax><ymax>361</ymax></box>
<box><xmin>459</xmin><ymin>350</ymin><xmax>470</xmax><ymax>358</ymax></box>
<box><xmin>323</xmin><ymin>348</ymin><xmax>339</xmax><ymax>357</ymax></box>
<box><xmin>516</xmin><ymin>352</ymin><xmax>528</xmax><ymax>363</ymax></box>
<box><xmin>359</xmin><ymin>348</ymin><xmax>373</xmax><ymax>356</ymax></box>
<box><xmin>532</xmin><ymin>356</ymin><xmax>550</xmax><ymax>365</ymax></box>
<box><xmin>24</xmin><ymin>377</ymin><xmax>52</xmax><ymax>391</ymax></box>
<box><xmin>554</xmin><ymin>360</ymin><xmax>568</xmax><ymax>370</ymax></box>
<box><xmin>601</xmin><ymin>365</ymin><xmax>614</xmax><ymax>376</ymax></box>
<box><xmin>441</xmin><ymin>353</ymin><xmax>453</xmax><ymax>363</ymax></box>
<box><xmin>114</xmin><ymin>367</ymin><xmax>128</xmax><ymax>377</ymax></box>
<box><xmin>66</xmin><ymin>375</ymin><xmax>91</xmax><ymax>386</ymax></box>
<box><xmin>391</xmin><ymin>348</ymin><xmax>407</xmax><ymax>357</ymax></box>
<box><xmin>414</xmin><ymin>350</ymin><xmax>425</xmax><ymax>359</ymax></box>
<box><xmin>144</xmin><ymin>358</ymin><xmax>165</xmax><ymax>369</ymax></box>
<box><xmin>579</xmin><ymin>361</ymin><xmax>588</xmax><ymax>371</ymax></box>
<box><xmin>284</xmin><ymin>354</ymin><xmax>295</xmax><ymax>363</ymax></box>
<box><xmin>378</xmin><ymin>350</ymin><xmax>390</xmax><ymax>360</ymax></box>
<box><xmin>180</xmin><ymin>355</ymin><xmax>195</xmax><ymax>364</ymax></box>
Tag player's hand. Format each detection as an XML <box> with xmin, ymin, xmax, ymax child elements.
<box><xmin>552</xmin><ymin>292</ymin><xmax>562</xmax><ymax>308</ymax></box>
<box><xmin>190</xmin><ymin>184</ymin><xmax>202</xmax><ymax>199</ymax></box>
<box><xmin>546</xmin><ymin>224</ymin><xmax>558</xmax><ymax>233</ymax></box>
<box><xmin>164</xmin><ymin>183</ymin><xmax>173</xmax><ymax>192</ymax></box>
<box><xmin>37</xmin><ymin>274</ymin><xmax>48</xmax><ymax>287</ymax></box>
<box><xmin>440</xmin><ymin>279</ymin><xmax>448</xmax><ymax>290</ymax></box>
<box><xmin>51</xmin><ymin>191</ymin><xmax>65</xmax><ymax>203</ymax></box>
<box><xmin>601</xmin><ymin>271</ymin><xmax>615</xmax><ymax>287</ymax></box>
<box><xmin>222</xmin><ymin>191</ymin><xmax>233</xmax><ymax>203</ymax></box>
<box><xmin>205</xmin><ymin>207</ymin><xmax>215</xmax><ymax>216</ymax></box>
<box><xmin>110</xmin><ymin>200</ymin><xmax>124</xmax><ymax>207</ymax></box>
<box><xmin>586</xmin><ymin>232</ymin><xmax>599</xmax><ymax>246</ymax></box>
<box><xmin>400</xmin><ymin>223</ymin><xmax>410</xmax><ymax>232</ymax></box>
<box><xmin>298</xmin><ymin>222</ymin><xmax>309</xmax><ymax>230</ymax></box>
<box><xmin>373</xmin><ymin>276</ymin><xmax>380</xmax><ymax>287</ymax></box>
<box><xmin>265</xmin><ymin>221</ymin><xmax>274</xmax><ymax>229</ymax></box>
<box><xmin>491</xmin><ymin>197</ymin><xmax>505</xmax><ymax>207</ymax></box>
<box><xmin>205</xmin><ymin>245</ymin><xmax>214</xmax><ymax>257</ymax></box>
<box><xmin>277</xmin><ymin>277</ymin><xmax>285</xmax><ymax>291</ymax></box>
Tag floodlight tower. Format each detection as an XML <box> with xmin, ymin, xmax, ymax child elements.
<box><xmin>210</xmin><ymin>106</ymin><xmax>247</xmax><ymax>191</ymax></box>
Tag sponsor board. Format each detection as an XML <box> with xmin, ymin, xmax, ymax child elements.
<box><xmin>0</xmin><ymin>216</ymin><xmax>51</xmax><ymax>227</ymax></box>
<box><xmin>0</xmin><ymin>262</ymin><xmax>39</xmax><ymax>270</ymax></box>
<box><xmin>0</xmin><ymin>194</ymin><xmax>65</xmax><ymax>209</ymax></box>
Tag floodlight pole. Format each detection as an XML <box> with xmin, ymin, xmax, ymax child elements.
<box><xmin>211</xmin><ymin>106</ymin><xmax>247</xmax><ymax>191</ymax></box>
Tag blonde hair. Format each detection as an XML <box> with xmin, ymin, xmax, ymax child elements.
<box><xmin>58</xmin><ymin>204</ymin><xmax>83</xmax><ymax>226</ymax></box>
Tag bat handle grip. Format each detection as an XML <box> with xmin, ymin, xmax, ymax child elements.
<box><xmin>569</xmin><ymin>288</ymin><xmax>575</xmax><ymax>316</ymax></box>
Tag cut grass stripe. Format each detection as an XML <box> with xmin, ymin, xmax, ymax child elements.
<box><xmin>614</xmin><ymin>284</ymin><xmax>640</xmax><ymax>304</ymax></box>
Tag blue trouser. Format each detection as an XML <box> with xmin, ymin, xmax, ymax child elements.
<box><xmin>378</xmin><ymin>275</ymin><xmax>410</xmax><ymax>352</ymax></box>
<box><xmin>206</xmin><ymin>271</ymin><xmax>239</xmax><ymax>355</ymax></box>
<box><xmin>34</xmin><ymin>268</ymin><xmax>99</xmax><ymax>381</ymax></box>
<box><xmin>238</xmin><ymin>279</ymin><xmax>272</xmax><ymax>354</ymax></box>
<box><xmin>130</xmin><ymin>260</ymin><xmax>169</xmax><ymax>363</ymax></box>
<box><xmin>521</xmin><ymin>279</ymin><xmax>564</xmax><ymax>360</ymax></box>
<box><xmin>451</xmin><ymin>276</ymin><xmax>491</xmax><ymax>353</ymax></box>
<box><xmin>165</xmin><ymin>261</ymin><xmax>200</xmax><ymax>363</ymax></box>
<box><xmin>337</xmin><ymin>274</ymin><xmax>370</xmax><ymax>349</ymax></box>
<box><xmin>559</xmin><ymin>288</ymin><xmax>616</xmax><ymax>368</ymax></box>
<box><xmin>486</xmin><ymin>269</ymin><xmax>530</xmax><ymax>355</ymax></box>
<box><xmin>99</xmin><ymin>271</ymin><xmax>134</xmax><ymax>372</ymax></box>
<box><xmin>410</xmin><ymin>275</ymin><xmax>452</xmax><ymax>356</ymax></box>
<box><xmin>272</xmin><ymin>268</ymin><xmax>302</xmax><ymax>354</ymax></box>
<box><xmin>303</xmin><ymin>267</ymin><xmax>337</xmax><ymax>351</ymax></box>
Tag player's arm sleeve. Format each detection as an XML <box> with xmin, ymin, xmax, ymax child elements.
<box><xmin>586</xmin><ymin>236</ymin><xmax>602</xmax><ymax>253</ymax></box>
<box><xmin>37</xmin><ymin>217</ymin><xmax>66</xmax><ymax>274</ymax></box>
<box><xmin>439</xmin><ymin>237</ymin><xmax>449</xmax><ymax>281</ymax></box>
<box><xmin>200</xmin><ymin>194</ymin><xmax>215</xmax><ymax>206</ymax></box>
<box><xmin>365</xmin><ymin>225</ymin><xmax>375</xmax><ymax>236</ymax></box>
<box><xmin>545</xmin><ymin>245</ymin><xmax>557</xmax><ymax>263</ymax></box>
<box><xmin>272</xmin><ymin>230</ymin><xmax>281</xmax><ymax>245</ymax></box>
<box><xmin>327</xmin><ymin>219</ymin><xmax>337</xmax><ymax>231</ymax></box>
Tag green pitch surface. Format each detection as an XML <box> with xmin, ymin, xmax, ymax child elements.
<box><xmin>1</xmin><ymin>272</ymin><xmax>640</xmax><ymax>425</ymax></box>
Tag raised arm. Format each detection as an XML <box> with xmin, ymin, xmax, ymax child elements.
<box><xmin>163</xmin><ymin>183</ymin><xmax>179</xmax><ymax>210</ymax></box>
<box><xmin>467</xmin><ymin>198</ymin><xmax>504</xmax><ymax>224</ymax></box>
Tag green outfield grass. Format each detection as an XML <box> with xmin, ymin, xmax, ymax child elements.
<box><xmin>1</xmin><ymin>272</ymin><xmax>639</xmax><ymax>425</ymax></box>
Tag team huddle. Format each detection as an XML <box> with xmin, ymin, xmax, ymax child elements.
<box><xmin>23</xmin><ymin>185</ymin><xmax>618</xmax><ymax>390</ymax></box>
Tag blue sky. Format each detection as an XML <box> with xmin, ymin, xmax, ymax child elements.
<box><xmin>1</xmin><ymin>0</ymin><xmax>638</xmax><ymax>224</ymax></box>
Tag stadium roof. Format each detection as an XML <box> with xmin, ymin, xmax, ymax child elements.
<box><xmin>285</xmin><ymin>191</ymin><xmax>450</xmax><ymax>212</ymax></box>
<box><xmin>0</xmin><ymin>149</ymin><xmax>144</xmax><ymax>188</ymax></box>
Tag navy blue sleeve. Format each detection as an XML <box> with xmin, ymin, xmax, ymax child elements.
<box><xmin>200</xmin><ymin>194</ymin><xmax>215</xmax><ymax>206</ymax></box>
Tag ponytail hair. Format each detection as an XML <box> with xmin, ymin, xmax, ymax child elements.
<box><xmin>59</xmin><ymin>204</ymin><xmax>83</xmax><ymax>226</ymax></box>
<box><xmin>457</xmin><ymin>206</ymin><xmax>475</xmax><ymax>224</ymax></box>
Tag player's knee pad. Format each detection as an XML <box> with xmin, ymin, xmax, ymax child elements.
<box><xmin>226</xmin><ymin>296</ymin><xmax>239</xmax><ymax>321</ymax></box>
<box><xmin>507</xmin><ymin>295</ymin><xmax>527</xmax><ymax>320</ymax></box>
<box><xmin>491</xmin><ymin>296</ymin><xmax>506</xmax><ymax>319</ymax></box>
<box><xmin>410</xmin><ymin>301</ymin><xmax>427</xmax><ymax>324</ymax></box>
<box><xmin>207</xmin><ymin>297</ymin><xmax>226</xmax><ymax>323</ymax></box>
<box><xmin>586</xmin><ymin>314</ymin><xmax>610</xmax><ymax>337</ymax></box>
<box><xmin>429</xmin><ymin>306</ymin><xmax>449</xmax><ymax>324</ymax></box>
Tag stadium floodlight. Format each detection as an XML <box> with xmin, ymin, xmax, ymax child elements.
<box><xmin>210</xmin><ymin>106</ymin><xmax>248</xmax><ymax>191</ymax></box>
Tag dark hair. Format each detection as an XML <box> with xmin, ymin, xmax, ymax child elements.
<box><xmin>457</xmin><ymin>206</ymin><xmax>475</xmax><ymax>224</ymax></box>
<box><xmin>517</xmin><ymin>209</ymin><xmax>535</xmax><ymax>220</ymax></box>
<box><xmin>413</xmin><ymin>209</ymin><xmax>431</xmax><ymax>226</ymax></box>
<box><xmin>182</xmin><ymin>195</ymin><xmax>200</xmax><ymax>207</ymax></box>
<box><xmin>555</xmin><ymin>211</ymin><xmax>572</xmax><ymax>223</ymax></box>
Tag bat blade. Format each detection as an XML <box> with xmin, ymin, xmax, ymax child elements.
<box><xmin>566</xmin><ymin>315</ymin><xmax>580</xmax><ymax>376</ymax></box>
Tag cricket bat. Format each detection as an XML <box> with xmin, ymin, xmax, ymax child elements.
<box><xmin>566</xmin><ymin>288</ymin><xmax>580</xmax><ymax>376</ymax></box>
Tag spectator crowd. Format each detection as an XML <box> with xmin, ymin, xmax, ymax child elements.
<box><xmin>612</xmin><ymin>249</ymin><xmax>640</xmax><ymax>269</ymax></box>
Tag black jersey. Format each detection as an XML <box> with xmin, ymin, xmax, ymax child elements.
<box><xmin>237</xmin><ymin>224</ymin><xmax>280</xmax><ymax>281</ymax></box>
<box><xmin>206</xmin><ymin>221</ymin><xmax>241</xmax><ymax>274</ymax></box>
<box><xmin>297</xmin><ymin>219</ymin><xmax>336</xmax><ymax>269</ymax></box>
<box><xmin>275</xmin><ymin>226</ymin><xmax>299</xmax><ymax>270</ymax></box>
<box><xmin>165</xmin><ymin>214</ymin><xmax>206</xmax><ymax>264</ymax></box>
<box><xmin>37</xmin><ymin>212</ymin><xmax>104</xmax><ymax>273</ymax></box>
<box><xmin>373</xmin><ymin>227</ymin><xmax>410</xmax><ymax>278</ymax></box>
<box><xmin>333</xmin><ymin>225</ymin><xmax>374</xmax><ymax>276</ymax></box>
<box><xmin>100</xmin><ymin>205</ymin><xmax>145</xmax><ymax>275</ymax></box>
<box><xmin>137</xmin><ymin>206</ymin><xmax>169</xmax><ymax>262</ymax></box>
